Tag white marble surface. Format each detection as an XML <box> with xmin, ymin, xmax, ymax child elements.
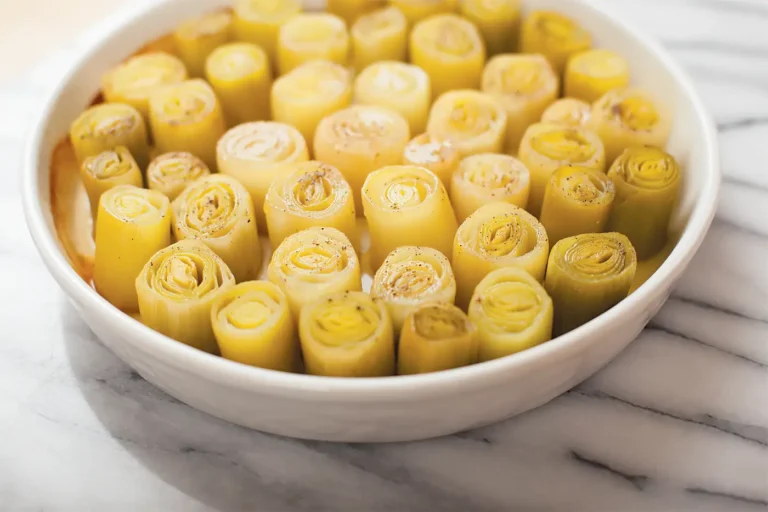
<box><xmin>2</xmin><ymin>0</ymin><xmax>768</xmax><ymax>510</ymax></box>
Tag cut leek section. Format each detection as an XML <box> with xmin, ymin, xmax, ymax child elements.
<box><xmin>136</xmin><ymin>240</ymin><xmax>236</xmax><ymax>353</ymax></box>
<box><xmin>211</xmin><ymin>281</ymin><xmax>299</xmax><ymax>372</ymax></box>
<box><xmin>371</xmin><ymin>246</ymin><xmax>457</xmax><ymax>332</ymax></box>
<box><xmin>590</xmin><ymin>88</ymin><xmax>672</xmax><ymax>164</ymax></box>
<box><xmin>565</xmin><ymin>49</ymin><xmax>629</xmax><ymax>103</ymax></box>
<box><xmin>172</xmin><ymin>174</ymin><xmax>262</xmax><ymax>283</ymax></box>
<box><xmin>362</xmin><ymin>165</ymin><xmax>458</xmax><ymax>271</ymax></box>
<box><xmin>102</xmin><ymin>52</ymin><xmax>188</xmax><ymax>120</ymax></box>
<box><xmin>481</xmin><ymin>53</ymin><xmax>558</xmax><ymax>152</ymax></box>
<box><xmin>148</xmin><ymin>79</ymin><xmax>226</xmax><ymax>169</ymax></box>
<box><xmin>545</xmin><ymin>232</ymin><xmax>637</xmax><ymax>335</ymax></box>
<box><xmin>173</xmin><ymin>11</ymin><xmax>232</xmax><ymax>77</ymax></box>
<box><xmin>268</xmin><ymin>227</ymin><xmax>362</xmax><ymax>317</ymax></box>
<box><xmin>314</xmin><ymin>105</ymin><xmax>411</xmax><ymax>212</ymax></box>
<box><xmin>94</xmin><ymin>185</ymin><xmax>171</xmax><ymax>312</ymax></box>
<box><xmin>453</xmin><ymin>202</ymin><xmax>549</xmax><ymax>309</ymax></box>
<box><xmin>271</xmin><ymin>60</ymin><xmax>353</xmax><ymax>143</ymax></box>
<box><xmin>541</xmin><ymin>98</ymin><xmax>591</xmax><ymax>128</ymax></box>
<box><xmin>460</xmin><ymin>0</ymin><xmax>521</xmax><ymax>56</ymax></box>
<box><xmin>402</xmin><ymin>133</ymin><xmax>460</xmax><ymax>191</ymax></box>
<box><xmin>351</xmin><ymin>7</ymin><xmax>408</xmax><ymax>69</ymax></box>
<box><xmin>410</xmin><ymin>14</ymin><xmax>485</xmax><ymax>98</ymax></box>
<box><xmin>398</xmin><ymin>303</ymin><xmax>478</xmax><ymax>375</ymax></box>
<box><xmin>520</xmin><ymin>10</ymin><xmax>591</xmax><ymax>75</ymax></box>
<box><xmin>80</xmin><ymin>146</ymin><xmax>144</xmax><ymax>222</ymax></box>
<box><xmin>518</xmin><ymin>122</ymin><xmax>605</xmax><ymax>217</ymax></box>
<box><xmin>69</xmin><ymin>103</ymin><xmax>150</xmax><ymax>169</ymax></box>
<box><xmin>277</xmin><ymin>13</ymin><xmax>350</xmax><ymax>75</ymax></box>
<box><xmin>354</xmin><ymin>61</ymin><xmax>431</xmax><ymax>135</ymax></box>
<box><xmin>328</xmin><ymin>0</ymin><xmax>386</xmax><ymax>25</ymax></box>
<box><xmin>217</xmin><ymin>121</ymin><xmax>309</xmax><ymax>232</ymax></box>
<box><xmin>469</xmin><ymin>267</ymin><xmax>553</xmax><ymax>361</ymax></box>
<box><xmin>451</xmin><ymin>153</ymin><xmax>530</xmax><ymax>222</ymax></box>
<box><xmin>205</xmin><ymin>42</ymin><xmax>272</xmax><ymax>126</ymax></box>
<box><xmin>232</xmin><ymin>0</ymin><xmax>302</xmax><ymax>63</ymax></box>
<box><xmin>146</xmin><ymin>151</ymin><xmax>211</xmax><ymax>201</ymax></box>
<box><xmin>426</xmin><ymin>90</ymin><xmax>507</xmax><ymax>157</ymax></box>
<box><xmin>391</xmin><ymin>0</ymin><xmax>458</xmax><ymax>26</ymax></box>
<box><xmin>264</xmin><ymin>161</ymin><xmax>358</xmax><ymax>251</ymax></box>
<box><xmin>606</xmin><ymin>147</ymin><xmax>681</xmax><ymax>259</ymax></box>
<box><xmin>299</xmin><ymin>291</ymin><xmax>395</xmax><ymax>377</ymax></box>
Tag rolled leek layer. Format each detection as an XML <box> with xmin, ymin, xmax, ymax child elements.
<box><xmin>453</xmin><ymin>202</ymin><xmax>549</xmax><ymax>309</ymax></box>
<box><xmin>94</xmin><ymin>185</ymin><xmax>171</xmax><ymax>311</ymax></box>
<box><xmin>541</xmin><ymin>98</ymin><xmax>591</xmax><ymax>128</ymax></box>
<box><xmin>606</xmin><ymin>147</ymin><xmax>681</xmax><ymax>259</ymax></box>
<box><xmin>371</xmin><ymin>246</ymin><xmax>457</xmax><ymax>332</ymax></box>
<box><xmin>402</xmin><ymin>133</ymin><xmax>460</xmax><ymax>190</ymax></box>
<box><xmin>590</xmin><ymin>88</ymin><xmax>672</xmax><ymax>164</ymax></box>
<box><xmin>69</xmin><ymin>103</ymin><xmax>150</xmax><ymax>169</ymax></box>
<box><xmin>81</xmin><ymin>146</ymin><xmax>144</xmax><ymax>222</ymax></box>
<box><xmin>398</xmin><ymin>303</ymin><xmax>478</xmax><ymax>375</ymax></box>
<box><xmin>519</xmin><ymin>10</ymin><xmax>592</xmax><ymax>75</ymax></box>
<box><xmin>313</xmin><ymin>105</ymin><xmax>411</xmax><ymax>212</ymax></box>
<box><xmin>354</xmin><ymin>61</ymin><xmax>431</xmax><ymax>135</ymax></box>
<box><xmin>362</xmin><ymin>165</ymin><xmax>458</xmax><ymax>270</ymax></box>
<box><xmin>211</xmin><ymin>281</ymin><xmax>298</xmax><ymax>372</ymax></box>
<box><xmin>539</xmin><ymin>165</ymin><xmax>615</xmax><ymax>245</ymax></box>
<box><xmin>264</xmin><ymin>161</ymin><xmax>357</xmax><ymax>251</ymax></box>
<box><xmin>564</xmin><ymin>49</ymin><xmax>630</xmax><ymax>103</ymax></box>
<box><xmin>426</xmin><ymin>90</ymin><xmax>508</xmax><ymax>157</ymax></box>
<box><xmin>148</xmin><ymin>79</ymin><xmax>226</xmax><ymax>169</ymax></box>
<box><xmin>136</xmin><ymin>240</ymin><xmax>236</xmax><ymax>353</ymax></box>
<box><xmin>460</xmin><ymin>0</ymin><xmax>521</xmax><ymax>56</ymax></box>
<box><xmin>481</xmin><ymin>53</ymin><xmax>558</xmax><ymax>152</ymax></box>
<box><xmin>217</xmin><ymin>121</ymin><xmax>309</xmax><ymax>232</ymax></box>
<box><xmin>299</xmin><ymin>291</ymin><xmax>394</xmax><ymax>377</ymax></box>
<box><xmin>102</xmin><ymin>52</ymin><xmax>188</xmax><ymax>120</ymax></box>
<box><xmin>518</xmin><ymin>122</ymin><xmax>606</xmax><ymax>217</ymax></box>
<box><xmin>146</xmin><ymin>151</ymin><xmax>211</xmax><ymax>201</ymax></box>
<box><xmin>391</xmin><ymin>0</ymin><xmax>458</xmax><ymax>26</ymax></box>
<box><xmin>410</xmin><ymin>14</ymin><xmax>485</xmax><ymax>97</ymax></box>
<box><xmin>545</xmin><ymin>232</ymin><xmax>637</xmax><ymax>335</ymax></box>
<box><xmin>268</xmin><ymin>227</ymin><xmax>362</xmax><ymax>317</ymax></box>
<box><xmin>205</xmin><ymin>42</ymin><xmax>272</xmax><ymax>126</ymax></box>
<box><xmin>271</xmin><ymin>60</ymin><xmax>353</xmax><ymax>143</ymax></box>
<box><xmin>173</xmin><ymin>11</ymin><xmax>233</xmax><ymax>77</ymax></box>
<box><xmin>469</xmin><ymin>267</ymin><xmax>553</xmax><ymax>361</ymax></box>
<box><xmin>172</xmin><ymin>174</ymin><xmax>261</xmax><ymax>283</ymax></box>
<box><xmin>232</xmin><ymin>0</ymin><xmax>302</xmax><ymax>63</ymax></box>
<box><xmin>277</xmin><ymin>13</ymin><xmax>350</xmax><ymax>75</ymax></box>
<box><xmin>351</xmin><ymin>7</ymin><xmax>408</xmax><ymax>69</ymax></box>
<box><xmin>450</xmin><ymin>153</ymin><xmax>530</xmax><ymax>222</ymax></box>
<box><xmin>328</xmin><ymin>0</ymin><xmax>386</xmax><ymax>25</ymax></box>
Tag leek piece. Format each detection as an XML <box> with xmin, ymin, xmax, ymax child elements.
<box><xmin>606</xmin><ymin>146</ymin><xmax>681</xmax><ymax>259</ymax></box>
<box><xmin>402</xmin><ymin>133</ymin><xmax>461</xmax><ymax>191</ymax></box>
<box><xmin>451</xmin><ymin>153</ymin><xmax>530</xmax><ymax>222</ymax></box>
<box><xmin>453</xmin><ymin>202</ymin><xmax>549</xmax><ymax>309</ymax></box>
<box><xmin>277</xmin><ymin>13</ymin><xmax>350</xmax><ymax>75</ymax></box>
<box><xmin>398</xmin><ymin>302</ymin><xmax>478</xmax><ymax>375</ymax></box>
<box><xmin>545</xmin><ymin>232</ymin><xmax>637</xmax><ymax>334</ymax></box>
<box><xmin>391</xmin><ymin>0</ymin><xmax>458</xmax><ymax>26</ymax></box>
<box><xmin>268</xmin><ymin>227</ymin><xmax>362</xmax><ymax>317</ymax></box>
<box><xmin>469</xmin><ymin>266</ymin><xmax>553</xmax><ymax>361</ymax></box>
<box><xmin>216</xmin><ymin>121</ymin><xmax>309</xmax><ymax>232</ymax></box>
<box><xmin>459</xmin><ymin>0</ymin><xmax>521</xmax><ymax>56</ymax></box>
<box><xmin>565</xmin><ymin>49</ymin><xmax>629</xmax><ymax>103</ymax></box>
<box><xmin>519</xmin><ymin>10</ymin><xmax>591</xmax><ymax>75</ymax></box>
<box><xmin>409</xmin><ymin>14</ymin><xmax>485</xmax><ymax>98</ymax></box>
<box><xmin>328</xmin><ymin>0</ymin><xmax>386</xmax><ymax>25</ymax></box>
<box><xmin>362</xmin><ymin>165</ymin><xmax>458</xmax><ymax>270</ymax></box>
<box><xmin>172</xmin><ymin>174</ymin><xmax>262</xmax><ymax>283</ymax></box>
<box><xmin>299</xmin><ymin>291</ymin><xmax>394</xmax><ymax>377</ymax></box>
<box><xmin>173</xmin><ymin>11</ymin><xmax>232</xmax><ymax>77</ymax></box>
<box><xmin>80</xmin><ymin>146</ymin><xmax>143</xmax><ymax>223</ymax></box>
<box><xmin>232</xmin><ymin>0</ymin><xmax>302</xmax><ymax>63</ymax></box>
<box><xmin>205</xmin><ymin>42</ymin><xmax>272</xmax><ymax>126</ymax></box>
<box><xmin>211</xmin><ymin>280</ymin><xmax>299</xmax><ymax>372</ymax></box>
<box><xmin>518</xmin><ymin>122</ymin><xmax>605</xmax><ymax>217</ymax></box>
<box><xmin>146</xmin><ymin>151</ymin><xmax>211</xmax><ymax>201</ymax></box>
<box><xmin>94</xmin><ymin>185</ymin><xmax>171</xmax><ymax>311</ymax></box>
<box><xmin>136</xmin><ymin>240</ymin><xmax>236</xmax><ymax>353</ymax></box>
<box><xmin>426</xmin><ymin>89</ymin><xmax>508</xmax><ymax>157</ymax></box>
<box><xmin>541</xmin><ymin>98</ymin><xmax>591</xmax><ymax>128</ymax></box>
<box><xmin>481</xmin><ymin>53</ymin><xmax>558</xmax><ymax>152</ymax></box>
<box><xmin>314</xmin><ymin>105</ymin><xmax>411</xmax><ymax>212</ymax></box>
<box><xmin>69</xmin><ymin>102</ymin><xmax>150</xmax><ymax>169</ymax></box>
<box><xmin>371</xmin><ymin>246</ymin><xmax>457</xmax><ymax>332</ymax></box>
<box><xmin>350</xmin><ymin>6</ymin><xmax>408</xmax><ymax>70</ymax></box>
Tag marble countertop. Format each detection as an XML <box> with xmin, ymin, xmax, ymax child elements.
<box><xmin>2</xmin><ymin>0</ymin><xmax>767</xmax><ymax>510</ymax></box>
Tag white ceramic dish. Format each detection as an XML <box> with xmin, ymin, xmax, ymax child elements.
<box><xmin>22</xmin><ymin>0</ymin><xmax>719</xmax><ymax>442</ymax></box>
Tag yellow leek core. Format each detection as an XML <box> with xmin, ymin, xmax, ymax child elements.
<box><xmin>173</xmin><ymin>11</ymin><xmax>233</xmax><ymax>77</ymax></box>
<box><xmin>146</xmin><ymin>152</ymin><xmax>211</xmax><ymax>201</ymax></box>
<box><xmin>80</xmin><ymin>146</ymin><xmax>144</xmax><ymax>223</ymax></box>
<box><xmin>402</xmin><ymin>133</ymin><xmax>460</xmax><ymax>190</ymax></box>
<box><xmin>69</xmin><ymin>102</ymin><xmax>150</xmax><ymax>169</ymax></box>
<box><xmin>459</xmin><ymin>0</ymin><xmax>521</xmax><ymax>56</ymax></box>
<box><xmin>277</xmin><ymin>13</ymin><xmax>350</xmax><ymax>75</ymax></box>
<box><xmin>351</xmin><ymin>6</ymin><xmax>408</xmax><ymax>69</ymax></box>
<box><xmin>564</xmin><ymin>49</ymin><xmax>630</xmax><ymax>102</ymax></box>
<box><xmin>231</xmin><ymin>0</ymin><xmax>302</xmax><ymax>63</ymax></box>
<box><xmin>541</xmin><ymin>98</ymin><xmax>591</xmax><ymax>128</ymax></box>
<box><xmin>520</xmin><ymin>10</ymin><xmax>592</xmax><ymax>75</ymax></box>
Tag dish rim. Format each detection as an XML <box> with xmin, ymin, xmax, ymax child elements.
<box><xmin>21</xmin><ymin>0</ymin><xmax>721</xmax><ymax>401</ymax></box>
